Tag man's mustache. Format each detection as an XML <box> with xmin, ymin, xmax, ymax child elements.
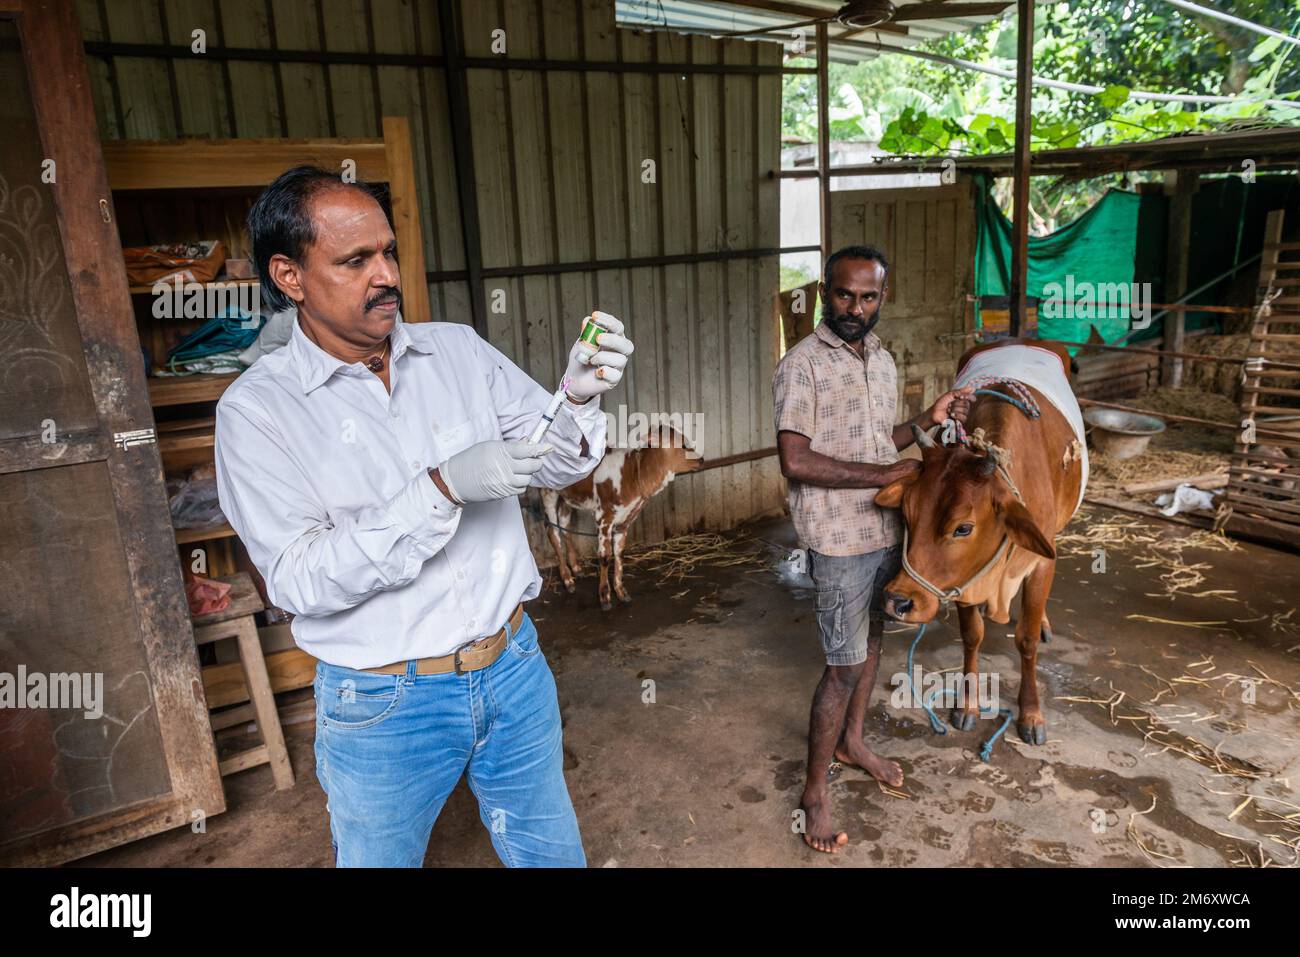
<box><xmin>365</xmin><ymin>287</ymin><xmax>403</xmax><ymax>312</ymax></box>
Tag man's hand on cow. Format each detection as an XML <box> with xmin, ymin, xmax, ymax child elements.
<box><xmin>564</xmin><ymin>311</ymin><xmax>634</xmax><ymax>404</ymax></box>
<box><xmin>924</xmin><ymin>385</ymin><xmax>975</xmax><ymax>427</ymax></box>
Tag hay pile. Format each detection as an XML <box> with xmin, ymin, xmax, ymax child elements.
<box><xmin>1130</xmin><ymin>385</ymin><xmax>1240</xmax><ymax>425</ymax></box>
<box><xmin>1182</xmin><ymin>334</ymin><xmax>1250</xmax><ymax>399</ymax></box>
<box><xmin>1087</xmin><ymin>446</ymin><xmax>1229</xmax><ymax>499</ymax></box>
<box><xmin>620</xmin><ymin>531</ymin><xmax>767</xmax><ymax>583</ymax></box>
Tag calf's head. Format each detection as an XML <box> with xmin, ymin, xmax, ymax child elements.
<box><xmin>877</xmin><ymin>426</ymin><xmax>1055</xmax><ymax>624</ymax></box>
<box><xmin>645</xmin><ymin>424</ymin><xmax>705</xmax><ymax>475</ymax></box>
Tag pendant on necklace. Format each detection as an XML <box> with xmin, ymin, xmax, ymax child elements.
<box><xmin>367</xmin><ymin>355</ymin><xmax>384</xmax><ymax>372</ymax></box>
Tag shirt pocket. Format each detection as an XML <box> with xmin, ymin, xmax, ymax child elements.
<box><xmin>433</xmin><ymin>410</ymin><xmax>498</xmax><ymax>462</ymax></box>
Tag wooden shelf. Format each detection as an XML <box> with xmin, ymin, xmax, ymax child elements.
<box><xmin>148</xmin><ymin>372</ymin><xmax>239</xmax><ymax>407</ymax></box>
<box><xmin>174</xmin><ymin>522</ymin><xmax>236</xmax><ymax>545</ymax></box>
<box><xmin>158</xmin><ymin>418</ymin><xmax>215</xmax><ymax>471</ymax></box>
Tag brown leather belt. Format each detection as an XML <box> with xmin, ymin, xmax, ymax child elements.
<box><xmin>363</xmin><ymin>604</ymin><xmax>524</xmax><ymax>676</ymax></box>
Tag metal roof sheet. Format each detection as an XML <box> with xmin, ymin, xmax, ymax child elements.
<box><xmin>614</xmin><ymin>1</ymin><xmax>1014</xmax><ymax>63</ymax></box>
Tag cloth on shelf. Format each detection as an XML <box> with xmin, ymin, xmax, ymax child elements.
<box><xmin>124</xmin><ymin>240</ymin><xmax>226</xmax><ymax>287</ymax></box>
<box><xmin>168</xmin><ymin>463</ymin><xmax>226</xmax><ymax>530</ymax></box>
<box><xmin>159</xmin><ymin>306</ymin><xmax>265</xmax><ymax>376</ymax></box>
<box><xmin>154</xmin><ymin>349</ymin><xmax>245</xmax><ymax>376</ymax></box>
<box><xmin>185</xmin><ymin>573</ymin><xmax>232</xmax><ymax>618</ymax></box>
<box><xmin>237</xmin><ymin>305</ymin><xmax>299</xmax><ymax>366</ymax></box>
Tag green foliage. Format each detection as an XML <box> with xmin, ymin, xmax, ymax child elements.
<box><xmin>784</xmin><ymin>0</ymin><xmax>1300</xmax><ymax>157</ymax></box>
<box><xmin>782</xmin><ymin>1</ymin><xmax>1300</xmax><ymax>229</ymax></box>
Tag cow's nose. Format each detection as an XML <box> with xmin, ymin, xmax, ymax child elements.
<box><xmin>887</xmin><ymin>593</ymin><xmax>913</xmax><ymax>616</ymax></box>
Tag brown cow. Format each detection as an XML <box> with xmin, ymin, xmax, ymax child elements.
<box><xmin>540</xmin><ymin>424</ymin><xmax>703</xmax><ymax>610</ymax></box>
<box><xmin>876</xmin><ymin>339</ymin><xmax>1085</xmax><ymax>746</ymax></box>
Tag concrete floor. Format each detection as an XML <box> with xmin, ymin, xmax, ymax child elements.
<box><xmin>84</xmin><ymin>508</ymin><xmax>1300</xmax><ymax>868</ymax></box>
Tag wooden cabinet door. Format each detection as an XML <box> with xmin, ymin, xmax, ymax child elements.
<box><xmin>0</xmin><ymin>0</ymin><xmax>224</xmax><ymax>864</ymax></box>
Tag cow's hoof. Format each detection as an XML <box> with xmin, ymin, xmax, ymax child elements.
<box><xmin>563</xmin><ymin>580</ymin><xmax>576</xmax><ymax>595</ymax></box>
<box><xmin>1017</xmin><ymin>720</ymin><xmax>1047</xmax><ymax>745</ymax></box>
<box><xmin>950</xmin><ymin>709</ymin><xmax>978</xmax><ymax>732</ymax></box>
<box><xmin>617</xmin><ymin>593</ymin><xmax>632</xmax><ymax>604</ymax></box>
<box><xmin>1040</xmin><ymin>622</ymin><xmax>1052</xmax><ymax>643</ymax></box>
<box><xmin>600</xmin><ymin>599</ymin><xmax>613</xmax><ymax>612</ymax></box>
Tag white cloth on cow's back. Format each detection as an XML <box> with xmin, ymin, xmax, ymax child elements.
<box><xmin>953</xmin><ymin>344</ymin><xmax>1088</xmax><ymax>512</ymax></box>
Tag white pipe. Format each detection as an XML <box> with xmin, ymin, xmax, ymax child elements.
<box><xmin>1159</xmin><ymin>0</ymin><xmax>1300</xmax><ymax>48</ymax></box>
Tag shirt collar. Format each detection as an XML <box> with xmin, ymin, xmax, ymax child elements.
<box><xmin>289</xmin><ymin>309</ymin><xmax>428</xmax><ymax>394</ymax></box>
<box><xmin>814</xmin><ymin>320</ymin><xmax>881</xmax><ymax>355</ymax></box>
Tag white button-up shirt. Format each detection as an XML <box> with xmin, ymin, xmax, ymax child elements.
<box><xmin>213</xmin><ymin>313</ymin><xmax>605</xmax><ymax>669</ymax></box>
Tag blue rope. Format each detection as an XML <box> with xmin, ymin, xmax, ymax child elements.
<box><xmin>904</xmin><ymin>622</ymin><xmax>1014</xmax><ymax>763</ymax></box>
<box><xmin>973</xmin><ymin>387</ymin><xmax>1036</xmax><ymax>418</ymax></box>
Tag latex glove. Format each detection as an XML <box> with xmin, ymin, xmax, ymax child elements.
<box><xmin>563</xmin><ymin>311</ymin><xmax>634</xmax><ymax>402</ymax></box>
<box><xmin>438</xmin><ymin>440</ymin><xmax>553</xmax><ymax>504</ymax></box>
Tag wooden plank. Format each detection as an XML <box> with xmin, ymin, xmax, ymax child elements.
<box><xmin>147</xmin><ymin>371</ymin><xmax>238</xmax><ymax>406</ymax></box>
<box><xmin>382</xmin><ymin>116</ymin><xmax>431</xmax><ymax>324</ymax></box>
<box><xmin>175</xmin><ymin>521</ymin><xmax>237</xmax><ymax>545</ymax></box>
<box><xmin>103</xmin><ymin>137</ymin><xmax>389</xmax><ymax>189</ymax></box>
<box><xmin>201</xmin><ymin>647</ymin><xmax>317</xmax><ymax>710</ymax></box>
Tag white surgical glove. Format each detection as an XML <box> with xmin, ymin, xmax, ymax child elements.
<box><xmin>563</xmin><ymin>311</ymin><xmax>634</xmax><ymax>403</ymax></box>
<box><xmin>438</xmin><ymin>440</ymin><xmax>553</xmax><ymax>504</ymax></box>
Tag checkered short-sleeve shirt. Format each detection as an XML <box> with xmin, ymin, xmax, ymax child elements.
<box><xmin>772</xmin><ymin>322</ymin><xmax>902</xmax><ymax>556</ymax></box>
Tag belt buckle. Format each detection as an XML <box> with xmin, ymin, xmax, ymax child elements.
<box><xmin>452</xmin><ymin>635</ymin><xmax>483</xmax><ymax>676</ymax></box>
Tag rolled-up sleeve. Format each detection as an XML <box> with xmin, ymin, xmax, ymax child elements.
<box><xmin>214</xmin><ymin>397</ymin><xmax>462</xmax><ymax>618</ymax></box>
<box><xmin>469</xmin><ymin>328</ymin><xmax>606</xmax><ymax>488</ymax></box>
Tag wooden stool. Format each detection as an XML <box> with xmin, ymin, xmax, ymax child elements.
<box><xmin>191</xmin><ymin>573</ymin><xmax>295</xmax><ymax>791</ymax></box>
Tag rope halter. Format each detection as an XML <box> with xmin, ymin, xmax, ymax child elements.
<box><xmin>898</xmin><ymin>378</ymin><xmax>1036</xmax><ymax>609</ymax></box>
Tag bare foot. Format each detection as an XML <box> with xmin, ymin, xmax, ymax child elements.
<box><xmin>835</xmin><ymin>737</ymin><xmax>904</xmax><ymax>788</ymax></box>
<box><xmin>798</xmin><ymin>787</ymin><xmax>848</xmax><ymax>854</ymax></box>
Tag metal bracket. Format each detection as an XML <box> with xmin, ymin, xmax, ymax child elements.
<box><xmin>113</xmin><ymin>428</ymin><xmax>156</xmax><ymax>451</ymax></box>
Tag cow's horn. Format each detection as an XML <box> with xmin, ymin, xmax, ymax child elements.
<box><xmin>912</xmin><ymin>424</ymin><xmax>936</xmax><ymax>449</ymax></box>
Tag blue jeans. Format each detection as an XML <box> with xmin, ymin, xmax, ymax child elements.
<box><xmin>312</xmin><ymin>612</ymin><xmax>585</xmax><ymax>867</ymax></box>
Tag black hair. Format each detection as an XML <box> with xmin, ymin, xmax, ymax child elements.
<box><xmin>247</xmin><ymin>165</ymin><xmax>387</xmax><ymax>313</ymax></box>
<box><xmin>823</xmin><ymin>244</ymin><xmax>890</xmax><ymax>291</ymax></box>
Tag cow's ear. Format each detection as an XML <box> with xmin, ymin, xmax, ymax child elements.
<box><xmin>875</xmin><ymin>471</ymin><xmax>918</xmax><ymax>509</ymax></box>
<box><xmin>1000</xmin><ymin>499</ymin><xmax>1055</xmax><ymax>560</ymax></box>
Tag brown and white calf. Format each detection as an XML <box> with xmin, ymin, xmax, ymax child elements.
<box><xmin>540</xmin><ymin>424</ymin><xmax>703</xmax><ymax>610</ymax></box>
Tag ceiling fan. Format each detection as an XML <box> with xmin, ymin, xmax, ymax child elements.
<box><xmin>709</xmin><ymin>1</ymin><xmax>1012</xmax><ymax>38</ymax></box>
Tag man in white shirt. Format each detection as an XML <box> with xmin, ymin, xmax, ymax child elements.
<box><xmin>214</xmin><ymin>166</ymin><xmax>633</xmax><ymax>867</ymax></box>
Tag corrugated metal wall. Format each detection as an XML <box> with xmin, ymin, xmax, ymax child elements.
<box><xmin>81</xmin><ymin>0</ymin><xmax>785</xmax><ymax>550</ymax></box>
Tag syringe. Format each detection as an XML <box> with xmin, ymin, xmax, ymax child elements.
<box><xmin>529</xmin><ymin>312</ymin><xmax>611</xmax><ymax>444</ymax></box>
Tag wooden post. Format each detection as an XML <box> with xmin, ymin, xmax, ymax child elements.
<box><xmin>1008</xmin><ymin>0</ymin><xmax>1034</xmax><ymax>337</ymax></box>
<box><xmin>1162</xmin><ymin>169</ymin><xmax>1198</xmax><ymax>386</ymax></box>
<box><xmin>817</xmin><ymin>22</ymin><xmax>831</xmax><ymax>262</ymax></box>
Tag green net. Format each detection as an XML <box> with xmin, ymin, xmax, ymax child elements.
<box><xmin>974</xmin><ymin>173</ymin><xmax>1145</xmax><ymax>348</ymax></box>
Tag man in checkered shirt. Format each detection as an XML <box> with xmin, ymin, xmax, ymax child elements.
<box><xmin>773</xmin><ymin>245</ymin><xmax>973</xmax><ymax>854</ymax></box>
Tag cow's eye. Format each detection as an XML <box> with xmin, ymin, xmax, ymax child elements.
<box><xmin>954</xmin><ymin>523</ymin><xmax>973</xmax><ymax>537</ymax></box>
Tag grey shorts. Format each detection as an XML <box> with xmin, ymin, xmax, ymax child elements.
<box><xmin>808</xmin><ymin>545</ymin><xmax>903</xmax><ymax>667</ymax></box>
